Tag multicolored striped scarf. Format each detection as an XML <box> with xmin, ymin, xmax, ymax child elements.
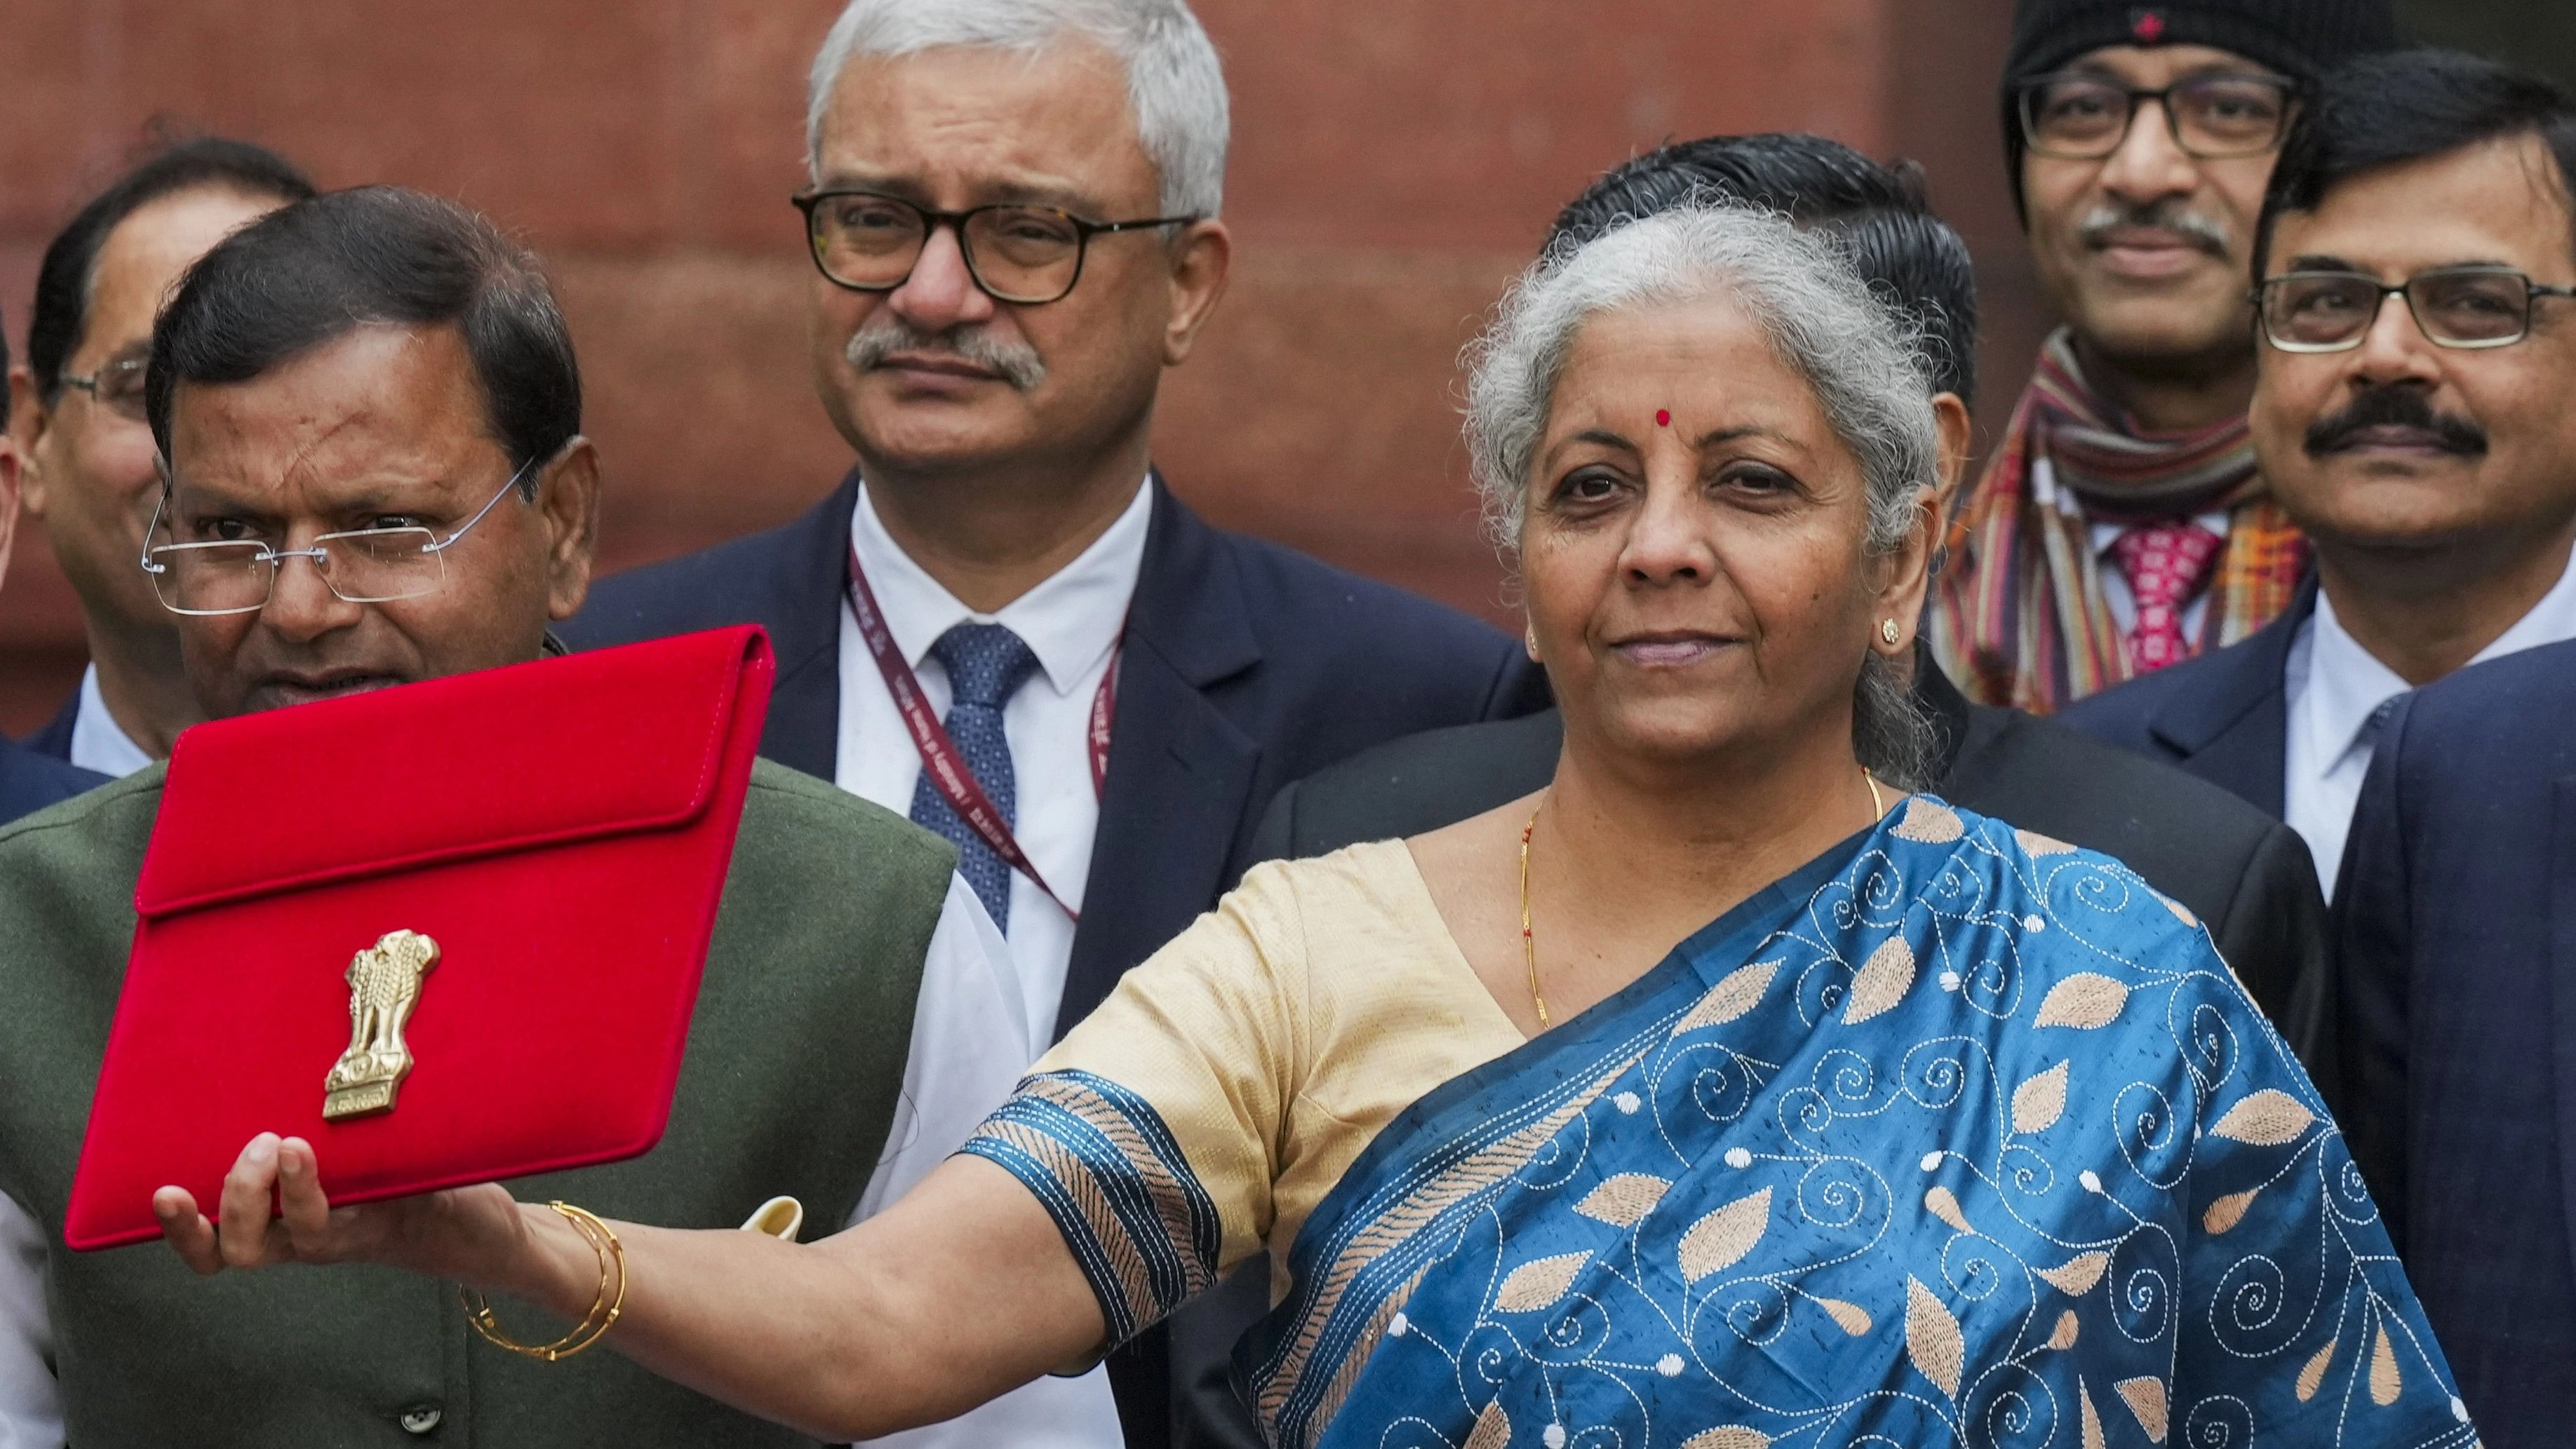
<box><xmin>1930</xmin><ymin>330</ymin><xmax>2308</xmax><ymax>713</ymax></box>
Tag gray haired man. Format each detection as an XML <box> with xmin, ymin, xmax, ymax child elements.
<box><xmin>565</xmin><ymin>8</ymin><xmax>1548</xmax><ymax>1442</ymax></box>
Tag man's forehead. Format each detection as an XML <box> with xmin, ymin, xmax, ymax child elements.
<box><xmin>2066</xmin><ymin>41</ymin><xmax>2286</xmax><ymax>82</ymax></box>
<box><xmin>2271</xmin><ymin>134</ymin><xmax>2576</xmax><ymax>277</ymax></box>
<box><xmin>166</xmin><ymin>327</ymin><xmax>497</xmax><ymax>487</ymax></box>
<box><xmin>814</xmin><ymin>41</ymin><xmax>1154</xmax><ymax>206</ymax></box>
<box><xmin>87</xmin><ymin>189</ymin><xmax>288</xmax><ymax>346</ymax></box>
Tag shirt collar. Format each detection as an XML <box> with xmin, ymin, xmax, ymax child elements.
<box><xmin>2299</xmin><ymin>541</ymin><xmax>2576</xmax><ymax>769</ymax></box>
<box><xmin>2467</xmin><ymin>540</ymin><xmax>2576</xmax><ymax>667</ymax></box>
<box><xmin>850</xmin><ymin>476</ymin><xmax>1153</xmax><ymax>697</ymax></box>
<box><xmin>2298</xmin><ymin>591</ymin><xmax>2415</xmax><ymax>774</ymax></box>
<box><xmin>70</xmin><ymin>664</ymin><xmax>154</xmax><ymax>779</ymax></box>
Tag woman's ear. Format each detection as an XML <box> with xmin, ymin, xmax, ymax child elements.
<box><xmin>1873</xmin><ymin>485</ymin><xmax>1941</xmax><ymax>655</ymax></box>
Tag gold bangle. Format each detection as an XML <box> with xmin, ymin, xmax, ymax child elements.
<box><xmin>462</xmin><ymin>1201</ymin><xmax>628</xmax><ymax>1361</ymax></box>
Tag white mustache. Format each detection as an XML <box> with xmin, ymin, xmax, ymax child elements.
<box><xmin>846</xmin><ymin>319</ymin><xmax>1047</xmax><ymax>391</ymax></box>
<box><xmin>2077</xmin><ymin>202</ymin><xmax>2230</xmax><ymax>253</ymax></box>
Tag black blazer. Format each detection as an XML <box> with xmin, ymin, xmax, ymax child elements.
<box><xmin>0</xmin><ymin>735</ymin><xmax>105</xmax><ymax>825</ymax></box>
<box><xmin>2054</xmin><ymin>581</ymin><xmax>2319</xmax><ymax>818</ymax></box>
<box><xmin>21</xmin><ymin>692</ymin><xmax>75</xmax><ymax>763</ymax></box>
<box><xmin>566</xmin><ymin>469</ymin><xmax>1548</xmax><ymax>1037</ymax></box>
<box><xmin>2333</xmin><ymin>638</ymin><xmax>2576</xmax><ymax>1443</ymax></box>
<box><xmin>1170</xmin><ymin>655</ymin><xmax>2334</xmax><ymax>1449</ymax></box>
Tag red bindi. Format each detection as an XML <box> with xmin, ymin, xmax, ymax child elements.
<box><xmin>1656</xmin><ymin>409</ymin><xmax>1672</xmax><ymax>428</ymax></box>
<box><xmin>2132</xmin><ymin>10</ymin><xmax>2166</xmax><ymax>42</ymax></box>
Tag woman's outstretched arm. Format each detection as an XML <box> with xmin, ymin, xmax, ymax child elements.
<box><xmin>156</xmin><ymin>1133</ymin><xmax>1104</xmax><ymax>1441</ymax></box>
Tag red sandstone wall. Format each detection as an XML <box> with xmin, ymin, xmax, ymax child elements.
<box><xmin>0</xmin><ymin>0</ymin><xmax>2027</xmax><ymax>735</ymax></box>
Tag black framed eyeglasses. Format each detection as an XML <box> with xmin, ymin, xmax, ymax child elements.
<box><xmin>2018</xmin><ymin>72</ymin><xmax>2298</xmax><ymax>160</ymax></box>
<box><xmin>2256</xmin><ymin>266</ymin><xmax>2576</xmax><ymax>353</ymax></box>
<box><xmin>60</xmin><ymin>358</ymin><xmax>150</xmax><ymax>422</ymax></box>
<box><xmin>791</xmin><ymin>189</ymin><xmax>1198</xmax><ymax>306</ymax></box>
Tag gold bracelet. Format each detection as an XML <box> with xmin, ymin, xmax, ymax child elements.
<box><xmin>462</xmin><ymin>1201</ymin><xmax>628</xmax><ymax>1362</ymax></box>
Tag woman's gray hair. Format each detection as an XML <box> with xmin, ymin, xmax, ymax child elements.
<box><xmin>1461</xmin><ymin>202</ymin><xmax>1945</xmax><ymax>788</ymax></box>
<box><xmin>807</xmin><ymin>0</ymin><xmax>1230</xmax><ymax>220</ymax></box>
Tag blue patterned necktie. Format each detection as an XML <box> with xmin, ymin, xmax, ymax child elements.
<box><xmin>910</xmin><ymin>623</ymin><xmax>1042</xmax><ymax>934</ymax></box>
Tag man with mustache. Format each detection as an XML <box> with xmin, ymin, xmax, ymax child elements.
<box><xmin>2286</xmin><ymin>53</ymin><xmax>2576</xmax><ymax>1446</ymax></box>
<box><xmin>1929</xmin><ymin>0</ymin><xmax>2396</xmax><ymax>713</ymax></box>
<box><xmin>561</xmin><ymin>3</ymin><xmax>1545</xmax><ymax>1443</ymax></box>
<box><xmin>2067</xmin><ymin>47</ymin><xmax>2576</xmax><ymax>908</ymax></box>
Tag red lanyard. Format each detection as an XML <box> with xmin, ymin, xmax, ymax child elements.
<box><xmin>847</xmin><ymin>545</ymin><xmax>1118</xmax><ymax>921</ymax></box>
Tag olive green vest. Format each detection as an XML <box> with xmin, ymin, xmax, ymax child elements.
<box><xmin>0</xmin><ymin>759</ymin><xmax>955</xmax><ymax>1448</ymax></box>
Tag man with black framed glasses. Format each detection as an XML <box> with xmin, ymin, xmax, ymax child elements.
<box><xmin>567</xmin><ymin>9</ymin><xmax>1545</xmax><ymax>1442</ymax></box>
<box><xmin>2067</xmin><ymin>46</ymin><xmax>2576</xmax><ymax>910</ymax></box>
<box><xmin>2234</xmin><ymin>50</ymin><xmax>2576</xmax><ymax>1445</ymax></box>
<box><xmin>1930</xmin><ymin>0</ymin><xmax>2397</xmax><ymax>714</ymax></box>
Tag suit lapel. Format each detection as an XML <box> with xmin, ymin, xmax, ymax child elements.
<box><xmin>1054</xmin><ymin>479</ymin><xmax>1263</xmax><ymax>1039</ymax></box>
<box><xmin>760</xmin><ymin>469</ymin><xmax>864</xmax><ymax>780</ymax></box>
<box><xmin>2145</xmin><ymin>581</ymin><xmax>2316</xmax><ymax>816</ymax></box>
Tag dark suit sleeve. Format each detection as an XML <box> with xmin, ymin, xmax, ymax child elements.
<box><xmin>1167</xmin><ymin>1265</ymin><xmax>1273</xmax><ymax>1449</ymax></box>
<box><xmin>2208</xmin><ymin>822</ymin><xmax>2335</xmax><ymax>1087</ymax></box>
<box><xmin>2330</xmin><ymin>696</ymin><xmax>2419</xmax><ymax>1248</ymax></box>
<box><xmin>1247</xmin><ymin>779</ymin><xmax>1300</xmax><ymax>867</ymax></box>
<box><xmin>1480</xmin><ymin>645</ymin><xmax>1553</xmax><ymax>721</ymax></box>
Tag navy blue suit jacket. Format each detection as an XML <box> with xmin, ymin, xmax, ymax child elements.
<box><xmin>0</xmin><ymin>734</ymin><xmax>105</xmax><ymax>825</ymax></box>
<box><xmin>2332</xmin><ymin>638</ymin><xmax>2576</xmax><ymax>1444</ymax></box>
<box><xmin>2056</xmin><ymin>581</ymin><xmax>2317</xmax><ymax>818</ymax></box>
<box><xmin>22</xmin><ymin>692</ymin><xmax>75</xmax><ymax>763</ymax></box>
<box><xmin>565</xmin><ymin>470</ymin><xmax>1549</xmax><ymax>1042</ymax></box>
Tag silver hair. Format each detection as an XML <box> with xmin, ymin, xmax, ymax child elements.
<box><xmin>1461</xmin><ymin>203</ymin><xmax>1946</xmax><ymax>786</ymax></box>
<box><xmin>806</xmin><ymin>0</ymin><xmax>1230</xmax><ymax>220</ymax></box>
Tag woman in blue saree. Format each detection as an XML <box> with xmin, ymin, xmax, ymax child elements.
<box><xmin>161</xmin><ymin>203</ymin><xmax>2473</xmax><ymax>1447</ymax></box>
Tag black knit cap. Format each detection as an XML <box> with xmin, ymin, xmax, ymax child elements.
<box><xmin>2000</xmin><ymin>0</ymin><xmax>2401</xmax><ymax>209</ymax></box>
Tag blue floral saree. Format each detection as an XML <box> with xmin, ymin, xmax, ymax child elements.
<box><xmin>970</xmin><ymin>798</ymin><xmax>2472</xmax><ymax>1448</ymax></box>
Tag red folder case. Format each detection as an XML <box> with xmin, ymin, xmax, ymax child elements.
<box><xmin>65</xmin><ymin>626</ymin><xmax>775</xmax><ymax>1250</ymax></box>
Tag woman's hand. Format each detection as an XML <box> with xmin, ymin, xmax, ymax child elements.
<box><xmin>155</xmin><ymin>1132</ymin><xmax>532</xmax><ymax>1286</ymax></box>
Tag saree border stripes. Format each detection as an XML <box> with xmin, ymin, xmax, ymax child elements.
<box><xmin>962</xmin><ymin>1070</ymin><xmax>1223</xmax><ymax>1345</ymax></box>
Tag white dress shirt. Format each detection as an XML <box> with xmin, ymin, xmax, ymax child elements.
<box><xmin>834</xmin><ymin>477</ymin><xmax>1151</xmax><ymax>1049</ymax></box>
<box><xmin>833</xmin><ymin>479</ymin><xmax>1147</xmax><ymax>1449</ymax></box>
<box><xmin>65</xmin><ymin>666</ymin><xmax>152</xmax><ymax>779</ymax></box>
<box><xmin>2283</xmin><ymin>543</ymin><xmax>2576</xmax><ymax>896</ymax></box>
<box><xmin>0</xmin><ymin>848</ymin><xmax>1034</xmax><ymax>1448</ymax></box>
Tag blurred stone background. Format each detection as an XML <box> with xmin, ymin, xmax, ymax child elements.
<box><xmin>0</xmin><ymin>0</ymin><xmax>2560</xmax><ymax>732</ymax></box>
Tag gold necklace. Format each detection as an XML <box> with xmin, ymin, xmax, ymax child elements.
<box><xmin>1520</xmin><ymin>769</ymin><xmax>1887</xmax><ymax>1034</ymax></box>
<box><xmin>1519</xmin><ymin>807</ymin><xmax>1551</xmax><ymax>1030</ymax></box>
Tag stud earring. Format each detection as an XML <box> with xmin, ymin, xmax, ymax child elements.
<box><xmin>1881</xmin><ymin>619</ymin><xmax>1902</xmax><ymax>646</ymax></box>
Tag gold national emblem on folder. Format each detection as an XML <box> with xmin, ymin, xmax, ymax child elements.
<box><xmin>322</xmin><ymin>929</ymin><xmax>441</xmax><ymax>1121</ymax></box>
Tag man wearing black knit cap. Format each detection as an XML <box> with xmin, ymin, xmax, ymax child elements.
<box><xmin>1930</xmin><ymin>0</ymin><xmax>2396</xmax><ymax>714</ymax></box>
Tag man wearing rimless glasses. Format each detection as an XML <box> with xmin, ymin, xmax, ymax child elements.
<box><xmin>0</xmin><ymin>182</ymin><xmax>1046</xmax><ymax>1449</ymax></box>
<box><xmin>2066</xmin><ymin>49</ymin><xmax>2576</xmax><ymax>907</ymax></box>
